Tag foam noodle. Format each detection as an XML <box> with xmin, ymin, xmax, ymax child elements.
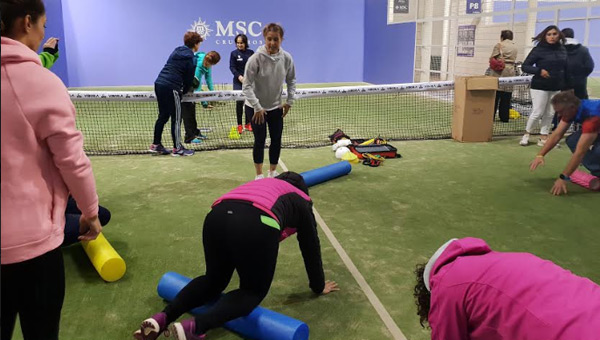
<box><xmin>300</xmin><ymin>161</ymin><xmax>352</xmax><ymax>187</ymax></box>
<box><xmin>570</xmin><ymin>170</ymin><xmax>600</xmax><ymax>191</ymax></box>
<box><xmin>81</xmin><ymin>233</ymin><xmax>126</xmax><ymax>282</ymax></box>
<box><xmin>157</xmin><ymin>272</ymin><xmax>309</xmax><ymax>340</ymax></box>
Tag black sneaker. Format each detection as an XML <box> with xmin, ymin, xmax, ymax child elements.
<box><xmin>149</xmin><ymin>144</ymin><xmax>170</xmax><ymax>155</ymax></box>
<box><xmin>172</xmin><ymin>147</ymin><xmax>194</xmax><ymax>157</ymax></box>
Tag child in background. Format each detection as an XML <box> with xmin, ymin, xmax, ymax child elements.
<box><xmin>180</xmin><ymin>51</ymin><xmax>220</xmax><ymax>144</ymax></box>
<box><xmin>229</xmin><ymin>34</ymin><xmax>254</xmax><ymax>134</ymax></box>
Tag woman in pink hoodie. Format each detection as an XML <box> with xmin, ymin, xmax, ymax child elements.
<box><xmin>414</xmin><ymin>237</ymin><xmax>600</xmax><ymax>340</ymax></box>
<box><xmin>1</xmin><ymin>1</ymin><xmax>101</xmax><ymax>339</ymax></box>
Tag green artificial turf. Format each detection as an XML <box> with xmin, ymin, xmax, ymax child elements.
<box><xmin>11</xmin><ymin>137</ymin><xmax>598</xmax><ymax>340</ymax></box>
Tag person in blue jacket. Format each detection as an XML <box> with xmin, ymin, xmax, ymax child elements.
<box><xmin>530</xmin><ymin>91</ymin><xmax>600</xmax><ymax>195</ymax></box>
<box><xmin>150</xmin><ymin>31</ymin><xmax>202</xmax><ymax>157</ymax></box>
<box><xmin>230</xmin><ymin>34</ymin><xmax>254</xmax><ymax>135</ymax></box>
<box><xmin>180</xmin><ymin>51</ymin><xmax>220</xmax><ymax>144</ymax></box>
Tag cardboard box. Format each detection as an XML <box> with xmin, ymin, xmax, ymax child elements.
<box><xmin>452</xmin><ymin>76</ymin><xmax>498</xmax><ymax>142</ymax></box>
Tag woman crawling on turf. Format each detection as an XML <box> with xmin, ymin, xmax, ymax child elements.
<box><xmin>134</xmin><ymin>171</ymin><xmax>339</xmax><ymax>340</ymax></box>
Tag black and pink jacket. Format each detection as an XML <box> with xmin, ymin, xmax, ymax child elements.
<box><xmin>213</xmin><ymin>178</ymin><xmax>325</xmax><ymax>293</ymax></box>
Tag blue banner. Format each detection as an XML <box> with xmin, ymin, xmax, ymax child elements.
<box><xmin>466</xmin><ymin>0</ymin><xmax>481</xmax><ymax>14</ymax></box>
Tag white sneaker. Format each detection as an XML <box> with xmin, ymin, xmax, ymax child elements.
<box><xmin>519</xmin><ymin>134</ymin><xmax>529</xmax><ymax>146</ymax></box>
<box><xmin>268</xmin><ymin>170</ymin><xmax>279</xmax><ymax>178</ymax></box>
<box><xmin>255</xmin><ymin>174</ymin><xmax>264</xmax><ymax>180</ymax></box>
<box><xmin>537</xmin><ymin>138</ymin><xmax>546</xmax><ymax>147</ymax></box>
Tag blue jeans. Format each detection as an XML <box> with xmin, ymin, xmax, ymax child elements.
<box><xmin>62</xmin><ymin>197</ymin><xmax>112</xmax><ymax>247</ymax></box>
<box><xmin>566</xmin><ymin>130</ymin><xmax>600</xmax><ymax>177</ymax></box>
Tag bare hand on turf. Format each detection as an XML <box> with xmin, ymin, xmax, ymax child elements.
<box><xmin>529</xmin><ymin>157</ymin><xmax>545</xmax><ymax>171</ymax></box>
<box><xmin>322</xmin><ymin>280</ymin><xmax>340</xmax><ymax>295</ymax></box>
<box><xmin>551</xmin><ymin>179</ymin><xmax>568</xmax><ymax>196</ymax></box>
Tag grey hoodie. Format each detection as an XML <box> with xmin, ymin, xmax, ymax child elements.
<box><xmin>242</xmin><ymin>45</ymin><xmax>296</xmax><ymax>112</ymax></box>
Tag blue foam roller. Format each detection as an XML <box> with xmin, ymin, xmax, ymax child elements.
<box><xmin>157</xmin><ymin>272</ymin><xmax>309</xmax><ymax>340</ymax></box>
<box><xmin>300</xmin><ymin>161</ymin><xmax>352</xmax><ymax>187</ymax></box>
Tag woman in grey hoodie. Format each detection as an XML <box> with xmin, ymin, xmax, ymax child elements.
<box><xmin>242</xmin><ymin>23</ymin><xmax>296</xmax><ymax>180</ymax></box>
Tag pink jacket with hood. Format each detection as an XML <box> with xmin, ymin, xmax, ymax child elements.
<box><xmin>1</xmin><ymin>37</ymin><xmax>98</xmax><ymax>264</ymax></box>
<box><xmin>426</xmin><ymin>237</ymin><xmax>600</xmax><ymax>340</ymax></box>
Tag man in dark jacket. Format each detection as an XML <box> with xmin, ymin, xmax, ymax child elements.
<box><xmin>562</xmin><ymin>28</ymin><xmax>595</xmax><ymax>100</ymax></box>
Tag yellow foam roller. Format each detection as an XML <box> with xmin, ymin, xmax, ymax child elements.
<box><xmin>81</xmin><ymin>233</ymin><xmax>126</xmax><ymax>282</ymax></box>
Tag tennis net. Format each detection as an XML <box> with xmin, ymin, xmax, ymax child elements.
<box><xmin>70</xmin><ymin>77</ymin><xmax>533</xmax><ymax>155</ymax></box>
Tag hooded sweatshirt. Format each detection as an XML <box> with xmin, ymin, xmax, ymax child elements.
<box><xmin>1</xmin><ymin>37</ymin><xmax>99</xmax><ymax>264</ymax></box>
<box><xmin>242</xmin><ymin>45</ymin><xmax>296</xmax><ymax>112</ymax></box>
<box><xmin>564</xmin><ymin>37</ymin><xmax>595</xmax><ymax>89</ymax></box>
<box><xmin>426</xmin><ymin>237</ymin><xmax>600</xmax><ymax>340</ymax></box>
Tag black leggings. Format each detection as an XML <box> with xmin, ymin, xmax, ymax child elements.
<box><xmin>250</xmin><ymin>106</ymin><xmax>284</xmax><ymax>165</ymax></box>
<box><xmin>236</xmin><ymin>102</ymin><xmax>252</xmax><ymax>126</ymax></box>
<box><xmin>153</xmin><ymin>83</ymin><xmax>183</xmax><ymax>149</ymax></box>
<box><xmin>1</xmin><ymin>247</ymin><xmax>65</xmax><ymax>340</ymax></box>
<box><xmin>163</xmin><ymin>201</ymin><xmax>280</xmax><ymax>335</ymax></box>
<box><xmin>234</xmin><ymin>82</ymin><xmax>252</xmax><ymax>126</ymax></box>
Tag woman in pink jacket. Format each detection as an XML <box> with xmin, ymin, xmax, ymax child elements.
<box><xmin>1</xmin><ymin>1</ymin><xmax>101</xmax><ymax>339</ymax></box>
<box><xmin>414</xmin><ymin>237</ymin><xmax>600</xmax><ymax>340</ymax></box>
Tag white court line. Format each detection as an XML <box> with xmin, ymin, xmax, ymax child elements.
<box><xmin>279</xmin><ymin>159</ymin><xmax>408</xmax><ymax>340</ymax></box>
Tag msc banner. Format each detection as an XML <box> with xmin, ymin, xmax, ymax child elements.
<box><xmin>390</xmin><ymin>0</ymin><xmax>416</xmax><ymax>23</ymax></box>
<box><xmin>394</xmin><ymin>0</ymin><xmax>409</xmax><ymax>13</ymax></box>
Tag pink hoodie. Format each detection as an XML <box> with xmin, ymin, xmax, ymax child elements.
<box><xmin>212</xmin><ymin>178</ymin><xmax>311</xmax><ymax>223</ymax></box>
<box><xmin>427</xmin><ymin>237</ymin><xmax>600</xmax><ymax>340</ymax></box>
<box><xmin>1</xmin><ymin>37</ymin><xmax>98</xmax><ymax>264</ymax></box>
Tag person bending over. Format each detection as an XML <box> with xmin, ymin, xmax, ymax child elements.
<box><xmin>150</xmin><ymin>31</ymin><xmax>202</xmax><ymax>157</ymax></box>
<box><xmin>134</xmin><ymin>172</ymin><xmax>338</xmax><ymax>340</ymax></box>
<box><xmin>180</xmin><ymin>51</ymin><xmax>220</xmax><ymax>144</ymax></box>
<box><xmin>530</xmin><ymin>90</ymin><xmax>599</xmax><ymax>195</ymax></box>
<box><xmin>414</xmin><ymin>237</ymin><xmax>600</xmax><ymax>340</ymax></box>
